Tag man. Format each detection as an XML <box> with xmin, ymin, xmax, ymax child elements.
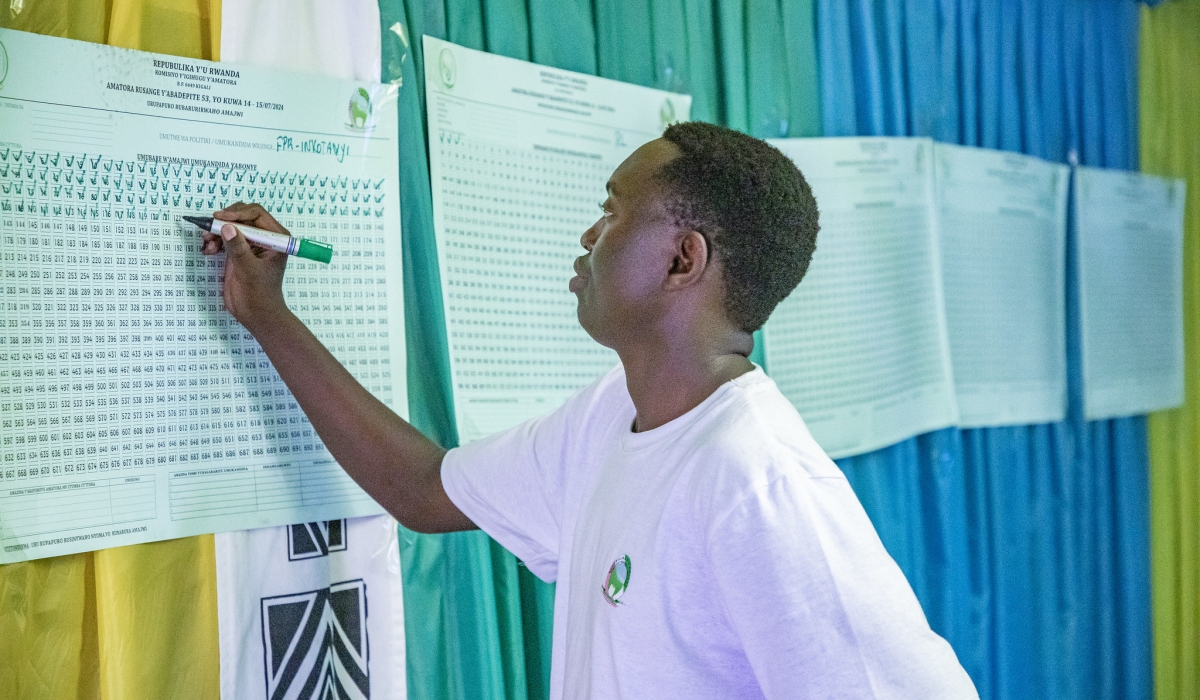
<box><xmin>203</xmin><ymin>122</ymin><xmax>977</xmax><ymax>699</ymax></box>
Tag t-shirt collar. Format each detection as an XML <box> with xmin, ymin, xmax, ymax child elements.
<box><xmin>621</xmin><ymin>366</ymin><xmax>768</xmax><ymax>452</ymax></box>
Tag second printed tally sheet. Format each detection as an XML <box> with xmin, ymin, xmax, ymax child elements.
<box><xmin>763</xmin><ymin>138</ymin><xmax>1074</xmax><ymax>456</ymax></box>
<box><xmin>935</xmin><ymin>144</ymin><xmax>1069</xmax><ymax>427</ymax></box>
<box><xmin>764</xmin><ymin>138</ymin><xmax>958</xmax><ymax>459</ymax></box>
<box><xmin>423</xmin><ymin>37</ymin><xmax>691</xmax><ymax>442</ymax></box>
<box><xmin>1075</xmin><ymin>166</ymin><xmax>1186</xmax><ymax>420</ymax></box>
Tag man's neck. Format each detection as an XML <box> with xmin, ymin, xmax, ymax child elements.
<box><xmin>618</xmin><ymin>331</ymin><xmax>755</xmax><ymax>432</ymax></box>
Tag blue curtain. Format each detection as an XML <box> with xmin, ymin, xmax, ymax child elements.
<box><xmin>814</xmin><ymin>1</ymin><xmax>1151</xmax><ymax>699</ymax></box>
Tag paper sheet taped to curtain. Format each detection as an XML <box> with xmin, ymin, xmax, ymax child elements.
<box><xmin>215</xmin><ymin>515</ymin><xmax>407</xmax><ymax>700</ymax></box>
<box><xmin>763</xmin><ymin>137</ymin><xmax>958</xmax><ymax>458</ymax></box>
<box><xmin>1075</xmin><ymin>166</ymin><xmax>1186</xmax><ymax>420</ymax></box>
<box><xmin>423</xmin><ymin>37</ymin><xmax>690</xmax><ymax>443</ymax></box>
<box><xmin>934</xmin><ymin>143</ymin><xmax>1069</xmax><ymax>427</ymax></box>
<box><xmin>0</xmin><ymin>29</ymin><xmax>406</xmax><ymax>562</ymax></box>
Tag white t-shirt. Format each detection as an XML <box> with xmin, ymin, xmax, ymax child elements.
<box><xmin>442</xmin><ymin>366</ymin><xmax>978</xmax><ymax>699</ymax></box>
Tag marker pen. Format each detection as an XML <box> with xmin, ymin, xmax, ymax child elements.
<box><xmin>182</xmin><ymin>215</ymin><xmax>334</xmax><ymax>264</ymax></box>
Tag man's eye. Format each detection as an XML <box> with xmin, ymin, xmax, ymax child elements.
<box><xmin>598</xmin><ymin>202</ymin><xmax>612</xmax><ymax>218</ymax></box>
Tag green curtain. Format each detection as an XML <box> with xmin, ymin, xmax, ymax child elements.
<box><xmin>1142</xmin><ymin>2</ymin><xmax>1200</xmax><ymax>698</ymax></box>
<box><xmin>375</xmin><ymin>1</ymin><xmax>820</xmax><ymax>697</ymax></box>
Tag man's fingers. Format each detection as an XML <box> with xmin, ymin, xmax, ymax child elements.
<box><xmin>214</xmin><ymin>201</ymin><xmax>287</xmax><ymax>234</ymax></box>
<box><xmin>214</xmin><ymin>201</ymin><xmax>266</xmax><ymax>225</ymax></box>
<box><xmin>258</xmin><ymin>248</ymin><xmax>289</xmax><ymax>263</ymax></box>
<box><xmin>215</xmin><ymin>201</ymin><xmax>263</xmax><ymax>221</ymax></box>
<box><xmin>220</xmin><ymin>223</ymin><xmax>254</xmax><ymax>260</ymax></box>
<box><xmin>200</xmin><ymin>232</ymin><xmax>223</xmax><ymax>255</ymax></box>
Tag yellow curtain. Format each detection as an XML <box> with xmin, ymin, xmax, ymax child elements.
<box><xmin>107</xmin><ymin>0</ymin><xmax>220</xmax><ymax>58</ymax></box>
<box><xmin>1142</xmin><ymin>1</ymin><xmax>1200</xmax><ymax>699</ymax></box>
<box><xmin>93</xmin><ymin>537</ymin><xmax>219</xmax><ymax>699</ymax></box>
<box><xmin>0</xmin><ymin>3</ymin><xmax>222</xmax><ymax>699</ymax></box>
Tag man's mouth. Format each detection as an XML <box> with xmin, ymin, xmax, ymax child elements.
<box><xmin>570</xmin><ymin>257</ymin><xmax>588</xmax><ymax>293</ymax></box>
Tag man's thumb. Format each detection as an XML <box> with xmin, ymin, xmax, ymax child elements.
<box><xmin>220</xmin><ymin>223</ymin><xmax>252</xmax><ymax>258</ymax></box>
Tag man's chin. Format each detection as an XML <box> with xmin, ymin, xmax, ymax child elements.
<box><xmin>575</xmin><ymin>303</ymin><xmax>589</xmax><ymax>331</ymax></box>
<box><xmin>575</xmin><ymin>304</ymin><xmax>605</xmax><ymax>345</ymax></box>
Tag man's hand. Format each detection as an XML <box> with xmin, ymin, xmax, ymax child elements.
<box><xmin>199</xmin><ymin>201</ymin><xmax>289</xmax><ymax>331</ymax></box>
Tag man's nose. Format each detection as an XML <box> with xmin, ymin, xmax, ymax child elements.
<box><xmin>580</xmin><ymin>222</ymin><xmax>599</xmax><ymax>251</ymax></box>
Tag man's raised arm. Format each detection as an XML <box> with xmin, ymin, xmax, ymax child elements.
<box><xmin>200</xmin><ymin>202</ymin><xmax>475</xmax><ymax>534</ymax></box>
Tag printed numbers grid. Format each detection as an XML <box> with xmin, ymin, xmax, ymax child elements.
<box><xmin>0</xmin><ymin>148</ymin><xmax>392</xmax><ymax>487</ymax></box>
<box><xmin>940</xmin><ymin>206</ymin><xmax>1060</xmax><ymax>384</ymax></box>
<box><xmin>438</xmin><ymin>133</ymin><xmax>617</xmax><ymax>436</ymax></box>
<box><xmin>767</xmin><ymin>206</ymin><xmax>946</xmax><ymax>409</ymax></box>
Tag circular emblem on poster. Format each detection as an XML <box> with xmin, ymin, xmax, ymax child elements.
<box><xmin>438</xmin><ymin>48</ymin><xmax>457</xmax><ymax>89</ymax></box>
<box><xmin>0</xmin><ymin>41</ymin><xmax>9</xmax><ymax>90</ymax></box>
<box><xmin>660</xmin><ymin>98</ymin><xmax>676</xmax><ymax>131</ymax></box>
<box><xmin>347</xmin><ymin>87</ymin><xmax>374</xmax><ymax>130</ymax></box>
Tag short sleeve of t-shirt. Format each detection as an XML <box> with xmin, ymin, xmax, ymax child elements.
<box><xmin>441</xmin><ymin>370</ymin><xmax>622</xmax><ymax>583</ymax></box>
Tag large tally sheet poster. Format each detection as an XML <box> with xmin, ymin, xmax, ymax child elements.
<box><xmin>763</xmin><ymin>137</ymin><xmax>958</xmax><ymax>458</ymax></box>
<box><xmin>0</xmin><ymin>29</ymin><xmax>405</xmax><ymax>563</ymax></box>
<box><xmin>1075</xmin><ymin>166</ymin><xmax>1186</xmax><ymax>420</ymax></box>
<box><xmin>424</xmin><ymin>37</ymin><xmax>690</xmax><ymax>442</ymax></box>
<box><xmin>935</xmin><ymin>144</ymin><xmax>1069</xmax><ymax>427</ymax></box>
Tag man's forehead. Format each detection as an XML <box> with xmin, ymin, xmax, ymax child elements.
<box><xmin>607</xmin><ymin>139</ymin><xmax>680</xmax><ymax>197</ymax></box>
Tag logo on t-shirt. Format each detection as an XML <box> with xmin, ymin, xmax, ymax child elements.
<box><xmin>602</xmin><ymin>555</ymin><xmax>632</xmax><ymax>607</ymax></box>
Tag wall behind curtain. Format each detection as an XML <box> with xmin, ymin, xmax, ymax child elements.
<box><xmin>375</xmin><ymin>1</ymin><xmax>821</xmax><ymax>698</ymax></box>
<box><xmin>816</xmin><ymin>2</ymin><xmax>1151</xmax><ymax>700</ymax></box>
<box><xmin>0</xmin><ymin>3</ymin><xmax>222</xmax><ymax>700</ymax></box>
<box><xmin>1142</xmin><ymin>2</ymin><xmax>1200</xmax><ymax>699</ymax></box>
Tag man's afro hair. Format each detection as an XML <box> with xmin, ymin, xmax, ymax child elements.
<box><xmin>658</xmin><ymin>122</ymin><xmax>819</xmax><ymax>332</ymax></box>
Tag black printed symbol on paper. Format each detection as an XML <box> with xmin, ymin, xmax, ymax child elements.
<box><xmin>260</xmin><ymin>579</ymin><xmax>369</xmax><ymax>700</ymax></box>
<box><xmin>287</xmin><ymin>520</ymin><xmax>347</xmax><ymax>561</ymax></box>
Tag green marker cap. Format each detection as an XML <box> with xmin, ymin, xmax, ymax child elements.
<box><xmin>297</xmin><ymin>239</ymin><xmax>334</xmax><ymax>264</ymax></box>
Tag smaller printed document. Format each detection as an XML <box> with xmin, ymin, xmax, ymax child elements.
<box><xmin>934</xmin><ymin>144</ymin><xmax>1069</xmax><ymax>427</ymax></box>
<box><xmin>423</xmin><ymin>37</ymin><xmax>690</xmax><ymax>443</ymax></box>
<box><xmin>764</xmin><ymin>137</ymin><xmax>958</xmax><ymax>459</ymax></box>
<box><xmin>0</xmin><ymin>29</ymin><xmax>406</xmax><ymax>562</ymax></box>
<box><xmin>1075</xmin><ymin>166</ymin><xmax>1186</xmax><ymax>420</ymax></box>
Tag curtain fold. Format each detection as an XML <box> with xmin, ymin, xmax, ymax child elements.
<box><xmin>816</xmin><ymin>2</ymin><xmax>1152</xmax><ymax>700</ymax></box>
<box><xmin>106</xmin><ymin>0</ymin><xmax>220</xmax><ymax>58</ymax></box>
<box><xmin>93</xmin><ymin>536</ymin><xmax>219</xmax><ymax>700</ymax></box>
<box><xmin>1141</xmin><ymin>2</ymin><xmax>1200</xmax><ymax>699</ymax></box>
<box><xmin>0</xmin><ymin>553</ymin><xmax>94</xmax><ymax>700</ymax></box>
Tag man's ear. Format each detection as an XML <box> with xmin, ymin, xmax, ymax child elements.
<box><xmin>665</xmin><ymin>230</ymin><xmax>709</xmax><ymax>289</ymax></box>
